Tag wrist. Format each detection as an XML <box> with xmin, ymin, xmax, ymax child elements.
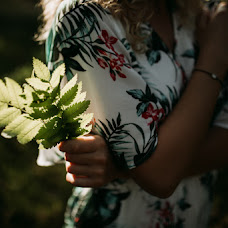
<box><xmin>196</xmin><ymin>53</ymin><xmax>226</xmax><ymax>81</ymax></box>
<box><xmin>192</xmin><ymin>68</ymin><xmax>224</xmax><ymax>87</ymax></box>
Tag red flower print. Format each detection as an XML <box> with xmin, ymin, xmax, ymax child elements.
<box><xmin>142</xmin><ymin>103</ymin><xmax>165</xmax><ymax>126</ymax></box>
<box><xmin>159</xmin><ymin>202</ymin><xmax>174</xmax><ymax>221</ymax></box>
<box><xmin>101</xmin><ymin>30</ymin><xmax>118</xmax><ymax>50</ymax></box>
<box><xmin>110</xmin><ymin>72</ymin><xmax>116</xmax><ymax>81</ymax></box>
<box><xmin>98</xmin><ymin>49</ymin><xmax>107</xmax><ymax>56</ymax></box>
<box><xmin>97</xmin><ymin>58</ymin><xmax>108</xmax><ymax>69</ymax></box>
<box><xmin>110</xmin><ymin>58</ymin><xmax>121</xmax><ymax>71</ymax></box>
<box><xmin>117</xmin><ymin>53</ymin><xmax>125</xmax><ymax>65</ymax></box>
<box><xmin>117</xmin><ymin>71</ymin><xmax>127</xmax><ymax>78</ymax></box>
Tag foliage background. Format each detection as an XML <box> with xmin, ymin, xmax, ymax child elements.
<box><xmin>0</xmin><ymin>1</ymin><xmax>72</xmax><ymax>227</ymax></box>
<box><xmin>0</xmin><ymin>0</ymin><xmax>228</xmax><ymax>227</ymax></box>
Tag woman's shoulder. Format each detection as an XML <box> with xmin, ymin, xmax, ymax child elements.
<box><xmin>55</xmin><ymin>0</ymin><xmax>111</xmax><ymax>25</ymax></box>
<box><xmin>51</xmin><ymin>0</ymin><xmax>127</xmax><ymax>47</ymax></box>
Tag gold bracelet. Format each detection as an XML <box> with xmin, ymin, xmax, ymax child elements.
<box><xmin>193</xmin><ymin>68</ymin><xmax>223</xmax><ymax>87</ymax></box>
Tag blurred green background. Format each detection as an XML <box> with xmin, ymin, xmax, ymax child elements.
<box><xmin>0</xmin><ymin>0</ymin><xmax>72</xmax><ymax>227</ymax></box>
<box><xmin>0</xmin><ymin>0</ymin><xmax>228</xmax><ymax>227</ymax></box>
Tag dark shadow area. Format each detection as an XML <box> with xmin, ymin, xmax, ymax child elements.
<box><xmin>0</xmin><ymin>1</ymin><xmax>72</xmax><ymax>227</ymax></box>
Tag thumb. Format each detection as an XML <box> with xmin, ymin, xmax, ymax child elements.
<box><xmin>58</xmin><ymin>135</ymin><xmax>98</xmax><ymax>153</ymax></box>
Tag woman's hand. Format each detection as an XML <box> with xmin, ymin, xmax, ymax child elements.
<box><xmin>59</xmin><ymin>134</ymin><xmax>127</xmax><ymax>188</ymax></box>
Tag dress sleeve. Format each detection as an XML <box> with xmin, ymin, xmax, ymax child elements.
<box><xmin>213</xmin><ymin>78</ymin><xmax>228</xmax><ymax>129</ymax></box>
<box><xmin>37</xmin><ymin>1</ymin><xmax>166</xmax><ymax>169</ymax></box>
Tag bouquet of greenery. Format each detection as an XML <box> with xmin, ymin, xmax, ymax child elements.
<box><xmin>0</xmin><ymin>58</ymin><xmax>92</xmax><ymax>149</ymax></box>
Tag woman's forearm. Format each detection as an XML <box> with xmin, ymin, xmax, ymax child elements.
<box><xmin>130</xmin><ymin>70</ymin><xmax>222</xmax><ymax>198</ymax></box>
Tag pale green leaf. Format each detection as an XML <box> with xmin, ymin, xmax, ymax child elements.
<box><xmin>72</xmin><ymin>91</ymin><xmax>86</xmax><ymax>104</ymax></box>
<box><xmin>78</xmin><ymin>113</ymin><xmax>93</xmax><ymax>129</ymax></box>
<box><xmin>0</xmin><ymin>107</ymin><xmax>21</xmax><ymax>127</ymax></box>
<box><xmin>50</xmin><ymin>63</ymin><xmax>65</xmax><ymax>88</ymax></box>
<box><xmin>60</xmin><ymin>74</ymin><xmax>78</xmax><ymax>97</ymax></box>
<box><xmin>25</xmin><ymin>77</ymin><xmax>50</xmax><ymax>91</ymax></box>
<box><xmin>0</xmin><ymin>102</ymin><xmax>7</xmax><ymax>111</ymax></box>
<box><xmin>33</xmin><ymin>57</ymin><xmax>50</xmax><ymax>81</ymax></box>
<box><xmin>31</xmin><ymin>69</ymin><xmax>35</xmax><ymax>78</ymax></box>
<box><xmin>0</xmin><ymin>79</ymin><xmax>10</xmax><ymax>103</ymax></box>
<box><xmin>62</xmin><ymin>100</ymin><xmax>90</xmax><ymax>123</ymax></box>
<box><xmin>58</xmin><ymin>83</ymin><xmax>78</xmax><ymax>109</ymax></box>
<box><xmin>23</xmin><ymin>84</ymin><xmax>34</xmax><ymax>113</ymax></box>
<box><xmin>76</xmin><ymin>81</ymin><xmax>82</xmax><ymax>95</ymax></box>
<box><xmin>17</xmin><ymin>119</ymin><xmax>43</xmax><ymax>144</ymax></box>
<box><xmin>2</xmin><ymin>114</ymin><xmax>32</xmax><ymax>138</ymax></box>
<box><xmin>5</xmin><ymin>77</ymin><xmax>24</xmax><ymax>109</ymax></box>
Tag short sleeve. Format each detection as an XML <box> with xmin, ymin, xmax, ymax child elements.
<box><xmin>37</xmin><ymin>1</ymin><xmax>169</xmax><ymax>169</ymax></box>
<box><xmin>213</xmin><ymin>79</ymin><xmax>228</xmax><ymax>129</ymax></box>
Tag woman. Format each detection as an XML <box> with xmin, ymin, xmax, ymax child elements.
<box><xmin>37</xmin><ymin>0</ymin><xmax>228</xmax><ymax>227</ymax></box>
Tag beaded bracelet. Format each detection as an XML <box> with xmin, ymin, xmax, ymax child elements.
<box><xmin>193</xmin><ymin>68</ymin><xmax>224</xmax><ymax>87</ymax></box>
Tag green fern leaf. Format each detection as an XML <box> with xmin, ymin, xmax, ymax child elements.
<box><xmin>30</xmin><ymin>96</ymin><xmax>54</xmax><ymax>108</ymax></box>
<box><xmin>62</xmin><ymin>100</ymin><xmax>90</xmax><ymax>123</ymax></box>
<box><xmin>5</xmin><ymin>77</ymin><xmax>24</xmax><ymax>109</ymax></box>
<box><xmin>40</xmin><ymin>130</ymin><xmax>67</xmax><ymax>149</ymax></box>
<box><xmin>73</xmin><ymin>91</ymin><xmax>86</xmax><ymax>104</ymax></box>
<box><xmin>50</xmin><ymin>63</ymin><xmax>65</xmax><ymax>88</ymax></box>
<box><xmin>2</xmin><ymin>114</ymin><xmax>33</xmax><ymax>138</ymax></box>
<box><xmin>0</xmin><ymin>102</ymin><xmax>7</xmax><ymax>111</ymax></box>
<box><xmin>0</xmin><ymin>107</ymin><xmax>21</xmax><ymax>127</ymax></box>
<box><xmin>17</xmin><ymin>119</ymin><xmax>43</xmax><ymax>144</ymax></box>
<box><xmin>50</xmin><ymin>83</ymin><xmax>61</xmax><ymax>101</ymax></box>
<box><xmin>30</xmin><ymin>105</ymin><xmax>59</xmax><ymax>120</ymax></box>
<box><xmin>60</xmin><ymin>74</ymin><xmax>78</xmax><ymax>97</ymax></box>
<box><xmin>35</xmin><ymin>117</ymin><xmax>62</xmax><ymax>140</ymax></box>
<box><xmin>26</xmin><ymin>77</ymin><xmax>50</xmax><ymax>91</ymax></box>
<box><xmin>33</xmin><ymin>57</ymin><xmax>50</xmax><ymax>81</ymax></box>
<box><xmin>23</xmin><ymin>84</ymin><xmax>34</xmax><ymax>113</ymax></box>
<box><xmin>0</xmin><ymin>79</ymin><xmax>10</xmax><ymax>103</ymax></box>
<box><xmin>78</xmin><ymin>113</ymin><xmax>93</xmax><ymax>128</ymax></box>
<box><xmin>58</xmin><ymin>84</ymin><xmax>78</xmax><ymax>109</ymax></box>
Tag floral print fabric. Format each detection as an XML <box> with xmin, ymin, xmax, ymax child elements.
<box><xmin>37</xmin><ymin>0</ymin><xmax>228</xmax><ymax>227</ymax></box>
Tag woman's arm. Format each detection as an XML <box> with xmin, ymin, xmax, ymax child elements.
<box><xmin>128</xmin><ymin>3</ymin><xmax>228</xmax><ymax>197</ymax></box>
<box><xmin>60</xmin><ymin>3</ymin><xmax>228</xmax><ymax>197</ymax></box>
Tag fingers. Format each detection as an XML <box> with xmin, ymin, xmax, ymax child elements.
<box><xmin>65</xmin><ymin>149</ymin><xmax>107</xmax><ymax>165</ymax></box>
<box><xmin>61</xmin><ymin>134</ymin><xmax>118</xmax><ymax>188</ymax></box>
<box><xmin>66</xmin><ymin>173</ymin><xmax>106</xmax><ymax>188</ymax></box>
<box><xmin>59</xmin><ymin>134</ymin><xmax>106</xmax><ymax>154</ymax></box>
<box><xmin>65</xmin><ymin>161</ymin><xmax>106</xmax><ymax>176</ymax></box>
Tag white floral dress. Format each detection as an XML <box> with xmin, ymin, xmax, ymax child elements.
<box><xmin>37</xmin><ymin>0</ymin><xmax>228</xmax><ymax>227</ymax></box>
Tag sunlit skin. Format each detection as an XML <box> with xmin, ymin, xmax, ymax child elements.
<box><xmin>59</xmin><ymin>1</ymin><xmax>228</xmax><ymax>198</ymax></box>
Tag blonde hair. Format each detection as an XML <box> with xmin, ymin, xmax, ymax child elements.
<box><xmin>37</xmin><ymin>0</ymin><xmax>202</xmax><ymax>51</ymax></box>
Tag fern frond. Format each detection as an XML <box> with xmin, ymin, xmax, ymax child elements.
<box><xmin>0</xmin><ymin>107</ymin><xmax>21</xmax><ymax>127</ymax></box>
<box><xmin>0</xmin><ymin>79</ymin><xmax>10</xmax><ymax>104</ymax></box>
<box><xmin>60</xmin><ymin>74</ymin><xmax>78</xmax><ymax>96</ymax></box>
<box><xmin>0</xmin><ymin>102</ymin><xmax>7</xmax><ymax>111</ymax></box>
<box><xmin>17</xmin><ymin>119</ymin><xmax>43</xmax><ymax>144</ymax></box>
<box><xmin>33</xmin><ymin>57</ymin><xmax>50</xmax><ymax>81</ymax></box>
<box><xmin>50</xmin><ymin>63</ymin><xmax>65</xmax><ymax>88</ymax></box>
<box><xmin>62</xmin><ymin>100</ymin><xmax>90</xmax><ymax>123</ymax></box>
<box><xmin>25</xmin><ymin>78</ymin><xmax>50</xmax><ymax>91</ymax></box>
<box><xmin>5</xmin><ymin>77</ymin><xmax>24</xmax><ymax>109</ymax></box>
<box><xmin>2</xmin><ymin>114</ymin><xmax>34</xmax><ymax>138</ymax></box>
<box><xmin>58</xmin><ymin>83</ymin><xmax>78</xmax><ymax>109</ymax></box>
<box><xmin>78</xmin><ymin>113</ymin><xmax>94</xmax><ymax>128</ymax></box>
